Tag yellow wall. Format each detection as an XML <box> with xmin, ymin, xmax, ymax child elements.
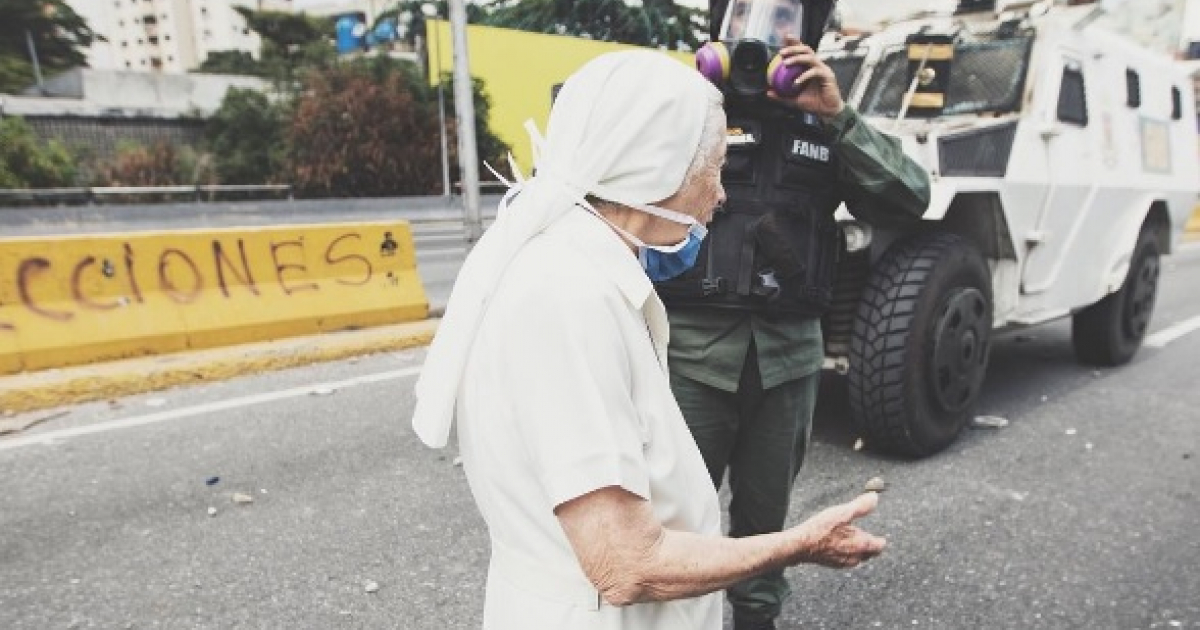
<box><xmin>426</xmin><ymin>21</ymin><xmax>695</xmax><ymax>174</ymax></box>
<box><xmin>0</xmin><ymin>222</ymin><xmax>427</xmax><ymax>374</ymax></box>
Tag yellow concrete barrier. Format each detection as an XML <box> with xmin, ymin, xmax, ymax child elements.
<box><xmin>1187</xmin><ymin>204</ymin><xmax>1200</xmax><ymax>242</ymax></box>
<box><xmin>0</xmin><ymin>222</ymin><xmax>427</xmax><ymax>375</ymax></box>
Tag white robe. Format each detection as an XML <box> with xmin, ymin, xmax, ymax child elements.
<box><xmin>456</xmin><ymin>210</ymin><xmax>723</xmax><ymax>630</ymax></box>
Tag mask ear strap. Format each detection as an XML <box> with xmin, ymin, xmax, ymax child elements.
<box><xmin>628</xmin><ymin>200</ymin><xmax>701</xmax><ymax>227</ymax></box>
<box><xmin>486</xmin><ymin>118</ymin><xmax>550</xmax><ymax>210</ymax></box>
<box><xmin>524</xmin><ymin>119</ymin><xmax>547</xmax><ymax>171</ymax></box>
<box><xmin>578</xmin><ymin>202</ymin><xmax>647</xmax><ymax>250</ymax></box>
<box><xmin>483</xmin><ymin>158</ymin><xmax>526</xmax><ymax>216</ymax></box>
<box><xmin>506</xmin><ymin>152</ymin><xmax>525</xmax><ymax>184</ymax></box>
<box><xmin>485</xmin><ymin>120</ymin><xmax>545</xmax><ymax>211</ymax></box>
<box><xmin>484</xmin><ymin>161</ymin><xmax>515</xmax><ymax>189</ymax></box>
<box><xmin>486</xmin><ymin>115</ymin><xmax>548</xmax><ymax>191</ymax></box>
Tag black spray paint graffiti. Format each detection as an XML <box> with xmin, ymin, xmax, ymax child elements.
<box><xmin>1</xmin><ymin>231</ymin><xmax>389</xmax><ymax>333</ymax></box>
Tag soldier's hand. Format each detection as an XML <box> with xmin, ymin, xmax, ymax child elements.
<box><xmin>767</xmin><ymin>35</ymin><xmax>846</xmax><ymax>120</ymax></box>
<box><xmin>788</xmin><ymin>493</ymin><xmax>886</xmax><ymax>568</ymax></box>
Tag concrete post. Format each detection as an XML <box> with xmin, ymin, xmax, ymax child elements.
<box><xmin>448</xmin><ymin>0</ymin><xmax>482</xmax><ymax>243</ymax></box>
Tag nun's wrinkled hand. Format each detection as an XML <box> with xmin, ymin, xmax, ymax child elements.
<box><xmin>767</xmin><ymin>34</ymin><xmax>846</xmax><ymax>120</ymax></box>
<box><xmin>789</xmin><ymin>493</ymin><xmax>886</xmax><ymax>569</ymax></box>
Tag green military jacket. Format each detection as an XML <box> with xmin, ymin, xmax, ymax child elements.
<box><xmin>667</xmin><ymin>106</ymin><xmax>931</xmax><ymax>392</ymax></box>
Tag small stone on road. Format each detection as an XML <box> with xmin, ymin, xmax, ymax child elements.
<box><xmin>971</xmin><ymin>416</ymin><xmax>1009</xmax><ymax>429</ymax></box>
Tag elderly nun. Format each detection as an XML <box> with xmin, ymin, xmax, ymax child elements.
<box><xmin>412</xmin><ymin>50</ymin><xmax>885</xmax><ymax>630</ymax></box>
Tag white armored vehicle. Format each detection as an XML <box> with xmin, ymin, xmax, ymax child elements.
<box><xmin>817</xmin><ymin>0</ymin><xmax>1199</xmax><ymax>457</ymax></box>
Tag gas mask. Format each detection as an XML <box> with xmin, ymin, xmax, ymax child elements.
<box><xmin>696</xmin><ymin>0</ymin><xmax>835</xmax><ymax>99</ymax></box>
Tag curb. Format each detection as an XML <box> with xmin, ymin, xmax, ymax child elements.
<box><xmin>0</xmin><ymin>319</ymin><xmax>439</xmax><ymax>415</ymax></box>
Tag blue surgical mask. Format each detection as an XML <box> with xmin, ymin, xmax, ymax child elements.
<box><xmin>639</xmin><ymin>221</ymin><xmax>707</xmax><ymax>281</ymax></box>
<box><xmin>583</xmin><ymin>200</ymin><xmax>709</xmax><ymax>282</ymax></box>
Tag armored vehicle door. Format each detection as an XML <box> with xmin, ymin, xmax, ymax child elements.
<box><xmin>1020</xmin><ymin>50</ymin><xmax>1103</xmax><ymax>305</ymax></box>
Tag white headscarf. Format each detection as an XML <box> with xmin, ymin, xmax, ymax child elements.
<box><xmin>412</xmin><ymin>50</ymin><xmax>721</xmax><ymax>448</ymax></box>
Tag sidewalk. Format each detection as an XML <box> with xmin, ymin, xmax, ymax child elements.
<box><xmin>0</xmin><ymin>319</ymin><xmax>438</xmax><ymax>415</ymax></box>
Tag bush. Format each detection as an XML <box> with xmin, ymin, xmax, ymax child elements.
<box><xmin>91</xmin><ymin>142</ymin><xmax>216</xmax><ymax>201</ymax></box>
<box><xmin>287</xmin><ymin>59</ymin><xmax>447</xmax><ymax>197</ymax></box>
<box><xmin>206</xmin><ymin>88</ymin><xmax>285</xmax><ymax>184</ymax></box>
<box><xmin>284</xmin><ymin>56</ymin><xmax>511</xmax><ymax>198</ymax></box>
<box><xmin>0</xmin><ymin>117</ymin><xmax>77</xmax><ymax>188</ymax></box>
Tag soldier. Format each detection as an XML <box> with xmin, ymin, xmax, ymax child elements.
<box><xmin>658</xmin><ymin>2</ymin><xmax>931</xmax><ymax>628</ymax></box>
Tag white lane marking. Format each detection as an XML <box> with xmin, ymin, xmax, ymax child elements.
<box><xmin>1145</xmin><ymin>315</ymin><xmax>1200</xmax><ymax>349</ymax></box>
<box><xmin>0</xmin><ymin>366</ymin><xmax>423</xmax><ymax>453</ymax></box>
<box><xmin>1175</xmin><ymin>241</ymin><xmax>1200</xmax><ymax>261</ymax></box>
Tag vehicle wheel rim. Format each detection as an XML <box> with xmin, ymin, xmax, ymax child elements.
<box><xmin>1123</xmin><ymin>253</ymin><xmax>1159</xmax><ymax>340</ymax></box>
<box><xmin>931</xmin><ymin>288</ymin><xmax>989</xmax><ymax>414</ymax></box>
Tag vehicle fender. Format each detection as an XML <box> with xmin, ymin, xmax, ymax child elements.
<box><xmin>834</xmin><ymin>180</ymin><xmax>1003</xmax><ymax>227</ymax></box>
<box><xmin>1101</xmin><ymin>193</ymin><xmax>1161</xmax><ymax>295</ymax></box>
<box><xmin>921</xmin><ymin>180</ymin><xmax>957</xmax><ymax>221</ymax></box>
<box><xmin>921</xmin><ymin>179</ymin><xmax>1002</xmax><ymax>221</ymax></box>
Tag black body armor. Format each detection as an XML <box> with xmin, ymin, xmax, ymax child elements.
<box><xmin>655</xmin><ymin>98</ymin><xmax>844</xmax><ymax>317</ymax></box>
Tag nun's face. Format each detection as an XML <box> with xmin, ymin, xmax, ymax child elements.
<box><xmin>675</xmin><ymin>137</ymin><xmax>728</xmax><ymax>227</ymax></box>
<box><xmin>642</xmin><ymin>134</ymin><xmax>728</xmax><ymax>246</ymax></box>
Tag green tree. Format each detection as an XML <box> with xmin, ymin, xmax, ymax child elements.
<box><xmin>205</xmin><ymin>88</ymin><xmax>285</xmax><ymax>184</ymax></box>
<box><xmin>233</xmin><ymin>8</ymin><xmax>336</xmax><ymax>85</ymax></box>
<box><xmin>0</xmin><ymin>116</ymin><xmax>76</xmax><ymax>187</ymax></box>
<box><xmin>0</xmin><ymin>0</ymin><xmax>98</xmax><ymax>93</ymax></box>
<box><xmin>481</xmin><ymin>0</ymin><xmax>705</xmax><ymax>50</ymax></box>
<box><xmin>196</xmin><ymin>50</ymin><xmax>264</xmax><ymax>76</ymax></box>
<box><xmin>381</xmin><ymin>1</ymin><xmax>490</xmax><ymax>47</ymax></box>
<box><xmin>437</xmin><ymin>70</ymin><xmax>511</xmax><ymax>179</ymax></box>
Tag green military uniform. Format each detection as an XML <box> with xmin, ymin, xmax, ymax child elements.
<box><xmin>666</xmin><ymin>105</ymin><xmax>930</xmax><ymax>625</ymax></box>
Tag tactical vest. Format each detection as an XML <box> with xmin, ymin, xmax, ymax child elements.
<box><xmin>656</xmin><ymin>99</ymin><xmax>843</xmax><ymax>317</ymax></box>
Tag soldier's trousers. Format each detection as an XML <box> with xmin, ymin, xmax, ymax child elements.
<box><xmin>669</xmin><ymin>341</ymin><xmax>819</xmax><ymax>623</ymax></box>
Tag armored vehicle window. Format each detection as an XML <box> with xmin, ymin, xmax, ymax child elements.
<box><xmin>825</xmin><ymin>55</ymin><xmax>866</xmax><ymax>101</ymax></box>
<box><xmin>1171</xmin><ymin>86</ymin><xmax>1183</xmax><ymax>121</ymax></box>
<box><xmin>1125</xmin><ymin>69</ymin><xmax>1141</xmax><ymax>108</ymax></box>
<box><xmin>1057</xmin><ymin>66</ymin><xmax>1088</xmax><ymax>126</ymax></box>
<box><xmin>859</xmin><ymin>37</ymin><xmax>1033</xmax><ymax>118</ymax></box>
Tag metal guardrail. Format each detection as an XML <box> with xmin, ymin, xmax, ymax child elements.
<box><xmin>0</xmin><ymin>184</ymin><xmax>293</xmax><ymax>206</ymax></box>
<box><xmin>0</xmin><ymin>193</ymin><xmax>509</xmax><ymax>238</ymax></box>
<box><xmin>0</xmin><ymin>183</ymin><xmax>515</xmax><ymax>207</ymax></box>
<box><xmin>453</xmin><ymin>181</ymin><xmax>509</xmax><ymax>194</ymax></box>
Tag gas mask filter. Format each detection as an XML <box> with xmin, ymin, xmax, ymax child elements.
<box><xmin>695</xmin><ymin>0</ymin><xmax>835</xmax><ymax>99</ymax></box>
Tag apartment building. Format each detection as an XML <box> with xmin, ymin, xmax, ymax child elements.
<box><xmin>69</xmin><ymin>0</ymin><xmax>296</xmax><ymax>73</ymax></box>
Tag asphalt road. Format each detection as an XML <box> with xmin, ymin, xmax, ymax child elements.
<box><xmin>1</xmin><ymin>244</ymin><xmax>1198</xmax><ymax>630</ymax></box>
<box><xmin>412</xmin><ymin>220</ymin><xmax>471</xmax><ymax>314</ymax></box>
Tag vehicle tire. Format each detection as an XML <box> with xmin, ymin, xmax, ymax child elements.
<box><xmin>848</xmin><ymin>233</ymin><xmax>992</xmax><ymax>458</ymax></box>
<box><xmin>1071</xmin><ymin>227</ymin><xmax>1160</xmax><ymax>366</ymax></box>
